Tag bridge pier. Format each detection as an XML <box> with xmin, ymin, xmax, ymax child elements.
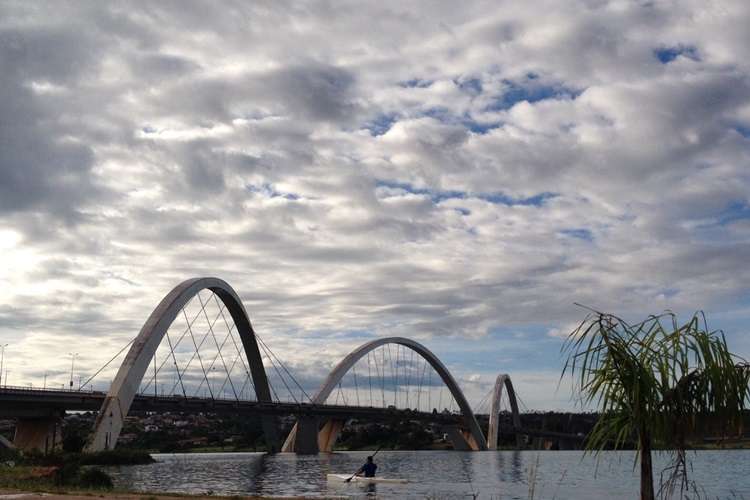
<box><xmin>444</xmin><ymin>425</ymin><xmax>480</xmax><ymax>451</ymax></box>
<box><xmin>281</xmin><ymin>417</ymin><xmax>346</xmax><ymax>454</ymax></box>
<box><xmin>293</xmin><ymin>415</ymin><xmax>321</xmax><ymax>454</ymax></box>
<box><xmin>318</xmin><ymin>419</ymin><xmax>344</xmax><ymax>452</ymax></box>
<box><xmin>13</xmin><ymin>417</ymin><xmax>61</xmax><ymax>454</ymax></box>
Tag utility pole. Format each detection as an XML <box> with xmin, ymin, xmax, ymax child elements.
<box><xmin>0</xmin><ymin>344</ymin><xmax>7</xmax><ymax>387</ymax></box>
<box><xmin>69</xmin><ymin>352</ymin><xmax>78</xmax><ymax>390</ymax></box>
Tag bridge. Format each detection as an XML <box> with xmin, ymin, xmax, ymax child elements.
<box><xmin>0</xmin><ymin>277</ymin><xmax>538</xmax><ymax>454</ymax></box>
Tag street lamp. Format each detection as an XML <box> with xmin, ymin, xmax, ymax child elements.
<box><xmin>0</xmin><ymin>344</ymin><xmax>7</xmax><ymax>387</ymax></box>
<box><xmin>69</xmin><ymin>352</ymin><xmax>79</xmax><ymax>390</ymax></box>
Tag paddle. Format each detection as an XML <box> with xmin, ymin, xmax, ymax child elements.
<box><xmin>345</xmin><ymin>446</ymin><xmax>382</xmax><ymax>483</ymax></box>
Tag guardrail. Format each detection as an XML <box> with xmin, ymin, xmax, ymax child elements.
<box><xmin>0</xmin><ymin>384</ymin><xmax>100</xmax><ymax>394</ymax></box>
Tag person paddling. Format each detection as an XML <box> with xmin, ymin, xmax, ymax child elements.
<box><xmin>355</xmin><ymin>455</ymin><xmax>377</xmax><ymax>478</ymax></box>
<box><xmin>345</xmin><ymin>449</ymin><xmax>381</xmax><ymax>482</ymax></box>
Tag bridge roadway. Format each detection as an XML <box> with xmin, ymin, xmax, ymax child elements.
<box><xmin>1</xmin><ymin>386</ymin><xmax>587</xmax><ymax>450</ymax></box>
<box><xmin>0</xmin><ymin>386</ymin><xmax>464</xmax><ymax>425</ymax></box>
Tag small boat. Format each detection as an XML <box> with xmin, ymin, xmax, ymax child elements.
<box><xmin>326</xmin><ymin>473</ymin><xmax>409</xmax><ymax>484</ymax></box>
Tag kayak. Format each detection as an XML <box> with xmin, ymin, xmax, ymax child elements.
<box><xmin>327</xmin><ymin>473</ymin><xmax>409</xmax><ymax>484</ymax></box>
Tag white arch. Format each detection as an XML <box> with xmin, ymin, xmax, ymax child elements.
<box><xmin>86</xmin><ymin>277</ymin><xmax>279</xmax><ymax>452</ymax></box>
<box><xmin>282</xmin><ymin>337</ymin><xmax>487</xmax><ymax>452</ymax></box>
<box><xmin>487</xmin><ymin>373</ymin><xmax>521</xmax><ymax>450</ymax></box>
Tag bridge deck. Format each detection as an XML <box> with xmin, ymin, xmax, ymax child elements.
<box><xmin>0</xmin><ymin>386</ymin><xmax>464</xmax><ymax>424</ymax></box>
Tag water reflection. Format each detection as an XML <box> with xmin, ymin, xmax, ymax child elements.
<box><xmin>511</xmin><ymin>449</ymin><xmax>522</xmax><ymax>483</ymax></box>
<box><xmin>105</xmin><ymin>450</ymin><xmax>750</xmax><ymax>499</ymax></box>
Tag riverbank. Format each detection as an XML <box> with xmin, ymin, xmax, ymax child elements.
<box><xmin>0</xmin><ymin>466</ymin><xmax>333</xmax><ymax>500</ymax></box>
<box><xmin>0</xmin><ymin>488</ymin><xmax>338</xmax><ymax>500</ymax></box>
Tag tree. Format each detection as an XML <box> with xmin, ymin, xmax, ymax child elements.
<box><xmin>562</xmin><ymin>310</ymin><xmax>749</xmax><ymax>500</ymax></box>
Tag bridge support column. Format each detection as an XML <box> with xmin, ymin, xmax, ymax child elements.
<box><xmin>318</xmin><ymin>419</ymin><xmax>344</xmax><ymax>452</ymax></box>
<box><xmin>294</xmin><ymin>416</ymin><xmax>320</xmax><ymax>454</ymax></box>
<box><xmin>461</xmin><ymin>429</ymin><xmax>481</xmax><ymax>451</ymax></box>
<box><xmin>261</xmin><ymin>418</ymin><xmax>280</xmax><ymax>453</ymax></box>
<box><xmin>444</xmin><ymin>425</ymin><xmax>476</xmax><ymax>451</ymax></box>
<box><xmin>13</xmin><ymin>417</ymin><xmax>61</xmax><ymax>454</ymax></box>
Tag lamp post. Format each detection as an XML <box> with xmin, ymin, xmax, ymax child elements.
<box><xmin>0</xmin><ymin>344</ymin><xmax>7</xmax><ymax>387</ymax></box>
<box><xmin>69</xmin><ymin>352</ymin><xmax>79</xmax><ymax>390</ymax></box>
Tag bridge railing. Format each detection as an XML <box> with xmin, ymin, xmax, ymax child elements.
<box><xmin>0</xmin><ymin>384</ymin><xmax>100</xmax><ymax>394</ymax></box>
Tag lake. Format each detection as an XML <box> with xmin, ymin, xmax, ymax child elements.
<box><xmin>106</xmin><ymin>450</ymin><xmax>750</xmax><ymax>499</ymax></box>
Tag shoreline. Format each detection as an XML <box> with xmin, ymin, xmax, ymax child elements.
<box><xmin>0</xmin><ymin>487</ymin><xmax>338</xmax><ymax>500</ymax></box>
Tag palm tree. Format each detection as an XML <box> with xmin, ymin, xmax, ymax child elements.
<box><xmin>562</xmin><ymin>310</ymin><xmax>749</xmax><ymax>500</ymax></box>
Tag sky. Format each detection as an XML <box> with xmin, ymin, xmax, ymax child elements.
<box><xmin>1</xmin><ymin>0</ymin><xmax>749</xmax><ymax>412</ymax></box>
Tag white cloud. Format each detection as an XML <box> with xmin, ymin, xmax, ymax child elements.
<box><xmin>1</xmin><ymin>1</ymin><xmax>749</xmax><ymax>410</ymax></box>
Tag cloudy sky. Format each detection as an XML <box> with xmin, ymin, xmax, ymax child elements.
<box><xmin>1</xmin><ymin>0</ymin><xmax>749</xmax><ymax>411</ymax></box>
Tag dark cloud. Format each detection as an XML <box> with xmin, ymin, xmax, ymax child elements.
<box><xmin>0</xmin><ymin>27</ymin><xmax>101</xmax><ymax>218</ymax></box>
<box><xmin>266</xmin><ymin>63</ymin><xmax>359</xmax><ymax>123</ymax></box>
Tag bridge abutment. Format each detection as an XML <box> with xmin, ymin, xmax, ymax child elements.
<box><xmin>318</xmin><ymin>419</ymin><xmax>344</xmax><ymax>452</ymax></box>
<box><xmin>13</xmin><ymin>417</ymin><xmax>61</xmax><ymax>454</ymax></box>
<box><xmin>444</xmin><ymin>425</ymin><xmax>479</xmax><ymax>451</ymax></box>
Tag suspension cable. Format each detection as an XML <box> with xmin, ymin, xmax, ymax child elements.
<box><xmin>257</xmin><ymin>338</ymin><xmax>296</xmax><ymax>403</ymax></box>
<box><xmin>184</xmin><ymin>307</ymin><xmax>214</xmax><ymax>399</ymax></box>
<box><xmin>212</xmin><ymin>294</ymin><xmax>256</xmax><ymax>399</ymax></box>
<box><xmin>427</xmin><ymin>365</ymin><xmax>432</xmax><ymax>412</ymax></box>
<box><xmin>79</xmin><ymin>338</ymin><xmax>134</xmax><ymax>390</ymax></box>
<box><xmin>386</xmin><ymin>343</ymin><xmax>396</xmax><ymax>406</ymax></box>
<box><xmin>163</xmin><ymin>300</ymin><xmax>226</xmax><ymax>396</ymax></box>
<box><xmin>255</xmin><ymin>334</ymin><xmax>312</xmax><ymax>403</ymax></box>
<box><xmin>352</xmin><ymin>362</ymin><xmax>360</xmax><ymax>406</ymax></box>
<box><xmin>394</xmin><ymin>344</ymin><xmax>400</xmax><ymax>408</ymax></box>
<box><xmin>475</xmin><ymin>386</ymin><xmax>493</xmax><ymax>414</ymax></box>
<box><xmin>197</xmin><ymin>292</ymin><xmax>239</xmax><ymax>400</ymax></box>
<box><xmin>164</xmin><ymin>329</ymin><xmax>187</xmax><ymax>397</ymax></box>
<box><xmin>405</xmin><ymin>348</ymin><xmax>414</xmax><ymax>408</ymax></box>
<box><xmin>416</xmin><ymin>357</ymin><xmax>427</xmax><ymax>410</ymax></box>
<box><xmin>380</xmin><ymin>346</ymin><xmax>386</xmax><ymax>407</ymax></box>
<box><xmin>367</xmin><ymin>351</ymin><xmax>373</xmax><ymax>407</ymax></box>
<box><xmin>143</xmin><ymin>296</ymin><xmax>221</xmax><ymax>394</ymax></box>
<box><xmin>339</xmin><ymin>380</ymin><xmax>348</xmax><ymax>406</ymax></box>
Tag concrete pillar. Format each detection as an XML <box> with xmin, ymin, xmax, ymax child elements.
<box><xmin>294</xmin><ymin>416</ymin><xmax>320</xmax><ymax>454</ymax></box>
<box><xmin>13</xmin><ymin>417</ymin><xmax>61</xmax><ymax>454</ymax></box>
<box><xmin>461</xmin><ymin>429</ymin><xmax>481</xmax><ymax>451</ymax></box>
<box><xmin>444</xmin><ymin>425</ymin><xmax>473</xmax><ymax>451</ymax></box>
<box><xmin>318</xmin><ymin>419</ymin><xmax>344</xmax><ymax>452</ymax></box>
<box><xmin>261</xmin><ymin>417</ymin><xmax>280</xmax><ymax>453</ymax></box>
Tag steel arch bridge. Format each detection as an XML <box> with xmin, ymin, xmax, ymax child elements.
<box><xmin>281</xmin><ymin>337</ymin><xmax>488</xmax><ymax>453</ymax></box>
<box><xmin>13</xmin><ymin>277</ymin><xmax>522</xmax><ymax>454</ymax></box>
<box><xmin>87</xmin><ymin>277</ymin><xmax>279</xmax><ymax>452</ymax></box>
<box><xmin>486</xmin><ymin>374</ymin><xmax>522</xmax><ymax>450</ymax></box>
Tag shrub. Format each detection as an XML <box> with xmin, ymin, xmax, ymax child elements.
<box><xmin>62</xmin><ymin>432</ymin><xmax>86</xmax><ymax>453</ymax></box>
<box><xmin>78</xmin><ymin>467</ymin><xmax>113</xmax><ymax>489</ymax></box>
<box><xmin>54</xmin><ymin>461</ymin><xmax>81</xmax><ymax>486</ymax></box>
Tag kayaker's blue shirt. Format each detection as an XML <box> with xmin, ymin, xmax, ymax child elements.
<box><xmin>361</xmin><ymin>462</ymin><xmax>377</xmax><ymax>477</ymax></box>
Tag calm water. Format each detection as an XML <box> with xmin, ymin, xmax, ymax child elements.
<box><xmin>106</xmin><ymin>450</ymin><xmax>750</xmax><ymax>499</ymax></box>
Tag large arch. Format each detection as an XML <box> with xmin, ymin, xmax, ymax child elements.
<box><xmin>281</xmin><ymin>337</ymin><xmax>488</xmax><ymax>452</ymax></box>
<box><xmin>86</xmin><ymin>277</ymin><xmax>279</xmax><ymax>452</ymax></box>
<box><xmin>486</xmin><ymin>373</ymin><xmax>522</xmax><ymax>450</ymax></box>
